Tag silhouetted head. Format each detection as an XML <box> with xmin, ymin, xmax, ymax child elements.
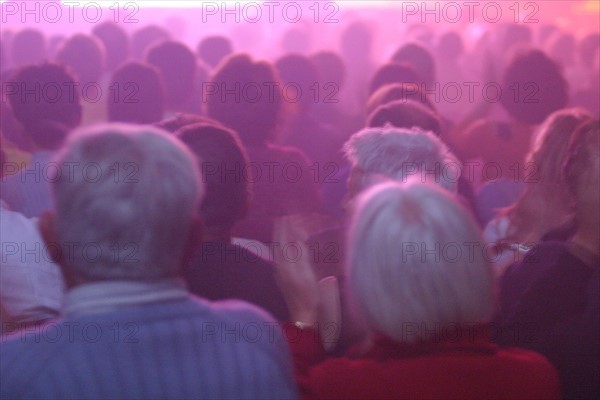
<box><xmin>369</xmin><ymin>62</ymin><xmax>422</xmax><ymax>94</ymax></box>
<box><xmin>366</xmin><ymin>83</ymin><xmax>436</xmax><ymax>117</ymax></box>
<box><xmin>197</xmin><ymin>35</ymin><xmax>233</xmax><ymax>69</ymax></box>
<box><xmin>108</xmin><ymin>61</ymin><xmax>165</xmax><ymax>125</ymax></box>
<box><xmin>500</xmin><ymin>48</ymin><xmax>568</xmax><ymax>125</ymax></box>
<box><xmin>11</xmin><ymin>29</ymin><xmax>46</xmax><ymax>67</ymax></box>
<box><xmin>7</xmin><ymin>63</ymin><xmax>81</xmax><ymax>150</ymax></box>
<box><xmin>367</xmin><ymin>100</ymin><xmax>442</xmax><ymax>137</ymax></box>
<box><xmin>131</xmin><ymin>25</ymin><xmax>170</xmax><ymax>59</ymax></box>
<box><xmin>56</xmin><ymin>34</ymin><xmax>105</xmax><ymax>83</ymax></box>
<box><xmin>311</xmin><ymin>51</ymin><xmax>346</xmax><ymax>89</ymax></box>
<box><xmin>92</xmin><ymin>22</ymin><xmax>130</xmax><ymax>72</ymax></box>
<box><xmin>178</xmin><ymin>123</ymin><xmax>250</xmax><ymax>231</ymax></box>
<box><xmin>275</xmin><ymin>53</ymin><xmax>319</xmax><ymax>112</ymax></box>
<box><xmin>392</xmin><ymin>43</ymin><xmax>436</xmax><ymax>86</ymax></box>
<box><xmin>146</xmin><ymin>40</ymin><xmax>196</xmax><ymax>110</ymax></box>
<box><xmin>207</xmin><ymin>54</ymin><xmax>282</xmax><ymax>146</ymax></box>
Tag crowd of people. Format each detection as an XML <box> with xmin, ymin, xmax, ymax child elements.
<box><xmin>0</xmin><ymin>14</ymin><xmax>598</xmax><ymax>400</ymax></box>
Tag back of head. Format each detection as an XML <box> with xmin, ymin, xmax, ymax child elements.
<box><xmin>500</xmin><ymin>48</ymin><xmax>568</xmax><ymax>125</ymax></box>
<box><xmin>11</xmin><ymin>29</ymin><xmax>46</xmax><ymax>67</ymax></box>
<box><xmin>131</xmin><ymin>25</ymin><xmax>170</xmax><ymax>60</ymax></box>
<box><xmin>7</xmin><ymin>63</ymin><xmax>81</xmax><ymax>150</ymax></box>
<box><xmin>177</xmin><ymin>123</ymin><xmax>249</xmax><ymax>231</ymax></box>
<box><xmin>108</xmin><ymin>61</ymin><xmax>165</xmax><ymax>124</ymax></box>
<box><xmin>367</xmin><ymin>100</ymin><xmax>442</xmax><ymax>137</ymax></box>
<box><xmin>310</xmin><ymin>51</ymin><xmax>346</xmax><ymax>89</ymax></box>
<box><xmin>275</xmin><ymin>54</ymin><xmax>319</xmax><ymax>112</ymax></box>
<box><xmin>197</xmin><ymin>35</ymin><xmax>233</xmax><ymax>69</ymax></box>
<box><xmin>146</xmin><ymin>41</ymin><xmax>196</xmax><ymax>109</ymax></box>
<box><xmin>529</xmin><ymin>108</ymin><xmax>593</xmax><ymax>186</ymax></box>
<box><xmin>369</xmin><ymin>62</ymin><xmax>422</xmax><ymax>95</ymax></box>
<box><xmin>207</xmin><ymin>54</ymin><xmax>282</xmax><ymax>146</ymax></box>
<box><xmin>344</xmin><ymin>125</ymin><xmax>459</xmax><ymax>194</ymax></box>
<box><xmin>366</xmin><ymin>83</ymin><xmax>436</xmax><ymax>117</ymax></box>
<box><xmin>92</xmin><ymin>22</ymin><xmax>130</xmax><ymax>72</ymax></box>
<box><xmin>391</xmin><ymin>43</ymin><xmax>436</xmax><ymax>86</ymax></box>
<box><xmin>436</xmin><ymin>31</ymin><xmax>464</xmax><ymax>60</ymax></box>
<box><xmin>56</xmin><ymin>34</ymin><xmax>105</xmax><ymax>83</ymax></box>
<box><xmin>52</xmin><ymin>124</ymin><xmax>202</xmax><ymax>282</ymax></box>
<box><xmin>347</xmin><ymin>181</ymin><xmax>494</xmax><ymax>343</ymax></box>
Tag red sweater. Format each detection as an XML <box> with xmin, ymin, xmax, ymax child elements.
<box><xmin>284</xmin><ymin>324</ymin><xmax>561</xmax><ymax>400</ymax></box>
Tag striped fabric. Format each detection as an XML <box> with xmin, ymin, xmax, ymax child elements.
<box><xmin>0</xmin><ymin>296</ymin><xmax>298</xmax><ymax>400</ymax></box>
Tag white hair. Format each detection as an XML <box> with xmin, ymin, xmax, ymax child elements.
<box><xmin>343</xmin><ymin>125</ymin><xmax>460</xmax><ymax>193</ymax></box>
<box><xmin>52</xmin><ymin>123</ymin><xmax>203</xmax><ymax>281</ymax></box>
<box><xmin>346</xmin><ymin>180</ymin><xmax>494</xmax><ymax>343</ymax></box>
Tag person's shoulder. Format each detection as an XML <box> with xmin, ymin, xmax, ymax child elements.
<box><xmin>208</xmin><ymin>298</ymin><xmax>278</xmax><ymax>325</ymax></box>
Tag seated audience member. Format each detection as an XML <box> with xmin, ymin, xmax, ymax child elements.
<box><xmin>197</xmin><ymin>35</ymin><xmax>233</xmax><ymax>69</ymax></box>
<box><xmin>10</xmin><ymin>29</ymin><xmax>47</xmax><ymax>68</ymax></box>
<box><xmin>308</xmin><ymin>126</ymin><xmax>461</xmax><ymax>352</ymax></box>
<box><xmin>0</xmin><ymin>148</ymin><xmax>64</xmax><ymax>331</ymax></box>
<box><xmin>391</xmin><ymin>42</ymin><xmax>436</xmax><ymax>87</ymax></box>
<box><xmin>496</xmin><ymin>120</ymin><xmax>599</xmax><ymax>400</ymax></box>
<box><xmin>131</xmin><ymin>25</ymin><xmax>170</xmax><ymax>60</ymax></box>
<box><xmin>55</xmin><ymin>34</ymin><xmax>107</xmax><ymax>125</ymax></box>
<box><xmin>484</xmin><ymin>108</ymin><xmax>592</xmax><ymax>276</ymax></box>
<box><xmin>206</xmin><ymin>54</ymin><xmax>320</xmax><ymax>243</ymax></box>
<box><xmin>177</xmin><ymin>123</ymin><xmax>289</xmax><ymax>321</ymax></box>
<box><xmin>92</xmin><ymin>22</ymin><xmax>130</xmax><ymax>74</ymax></box>
<box><xmin>365</xmin><ymin>82</ymin><xmax>436</xmax><ymax>118</ymax></box>
<box><xmin>275</xmin><ymin>54</ymin><xmax>339</xmax><ymax>166</ymax></box>
<box><xmin>367</xmin><ymin>100</ymin><xmax>443</xmax><ymax>136</ymax></box>
<box><xmin>456</xmin><ymin>49</ymin><xmax>569</xmax><ymax>225</ymax></box>
<box><xmin>146</xmin><ymin>40</ymin><xmax>197</xmax><ymax>115</ymax></box>
<box><xmin>278</xmin><ymin>181</ymin><xmax>561</xmax><ymax>399</ymax></box>
<box><xmin>1</xmin><ymin>63</ymin><xmax>82</xmax><ymax>217</ymax></box>
<box><xmin>0</xmin><ymin>124</ymin><xmax>298</xmax><ymax>400</ymax></box>
<box><xmin>56</xmin><ymin>34</ymin><xmax>105</xmax><ymax>85</ymax></box>
<box><xmin>368</xmin><ymin>62</ymin><xmax>422</xmax><ymax>95</ymax></box>
<box><xmin>108</xmin><ymin>61</ymin><xmax>165</xmax><ymax>125</ymax></box>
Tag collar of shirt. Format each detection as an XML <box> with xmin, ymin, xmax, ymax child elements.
<box><xmin>63</xmin><ymin>278</ymin><xmax>189</xmax><ymax>318</ymax></box>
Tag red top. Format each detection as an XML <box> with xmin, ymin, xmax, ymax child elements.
<box><xmin>284</xmin><ymin>324</ymin><xmax>561</xmax><ymax>400</ymax></box>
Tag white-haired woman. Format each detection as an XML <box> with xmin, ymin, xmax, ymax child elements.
<box><xmin>276</xmin><ymin>180</ymin><xmax>560</xmax><ymax>399</ymax></box>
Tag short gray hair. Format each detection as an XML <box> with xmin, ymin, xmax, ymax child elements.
<box><xmin>343</xmin><ymin>125</ymin><xmax>460</xmax><ymax>193</ymax></box>
<box><xmin>52</xmin><ymin>123</ymin><xmax>203</xmax><ymax>281</ymax></box>
<box><xmin>346</xmin><ymin>180</ymin><xmax>494</xmax><ymax>343</ymax></box>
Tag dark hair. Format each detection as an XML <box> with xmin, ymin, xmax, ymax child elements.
<box><xmin>310</xmin><ymin>51</ymin><xmax>345</xmax><ymax>88</ymax></box>
<box><xmin>131</xmin><ymin>25</ymin><xmax>170</xmax><ymax>60</ymax></box>
<box><xmin>500</xmin><ymin>48</ymin><xmax>568</xmax><ymax>125</ymax></box>
<box><xmin>92</xmin><ymin>22</ymin><xmax>130</xmax><ymax>72</ymax></box>
<box><xmin>275</xmin><ymin>54</ymin><xmax>319</xmax><ymax>111</ymax></box>
<box><xmin>392</xmin><ymin>43</ymin><xmax>436</xmax><ymax>86</ymax></box>
<box><xmin>7</xmin><ymin>63</ymin><xmax>81</xmax><ymax>149</ymax></box>
<box><xmin>207</xmin><ymin>54</ymin><xmax>282</xmax><ymax>146</ymax></box>
<box><xmin>197</xmin><ymin>35</ymin><xmax>233</xmax><ymax>69</ymax></box>
<box><xmin>11</xmin><ymin>29</ymin><xmax>46</xmax><ymax>67</ymax></box>
<box><xmin>367</xmin><ymin>99</ymin><xmax>442</xmax><ymax>137</ymax></box>
<box><xmin>366</xmin><ymin>82</ymin><xmax>436</xmax><ymax>117</ymax></box>
<box><xmin>177</xmin><ymin>123</ymin><xmax>250</xmax><ymax>229</ymax></box>
<box><xmin>146</xmin><ymin>41</ymin><xmax>196</xmax><ymax>109</ymax></box>
<box><xmin>108</xmin><ymin>62</ymin><xmax>165</xmax><ymax>124</ymax></box>
<box><xmin>56</xmin><ymin>34</ymin><xmax>105</xmax><ymax>83</ymax></box>
<box><xmin>369</xmin><ymin>62</ymin><xmax>422</xmax><ymax>94</ymax></box>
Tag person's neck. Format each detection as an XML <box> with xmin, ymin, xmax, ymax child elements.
<box><xmin>202</xmin><ymin>226</ymin><xmax>232</xmax><ymax>244</ymax></box>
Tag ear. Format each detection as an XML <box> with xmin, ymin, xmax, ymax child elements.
<box><xmin>38</xmin><ymin>210</ymin><xmax>78</xmax><ymax>288</ymax></box>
